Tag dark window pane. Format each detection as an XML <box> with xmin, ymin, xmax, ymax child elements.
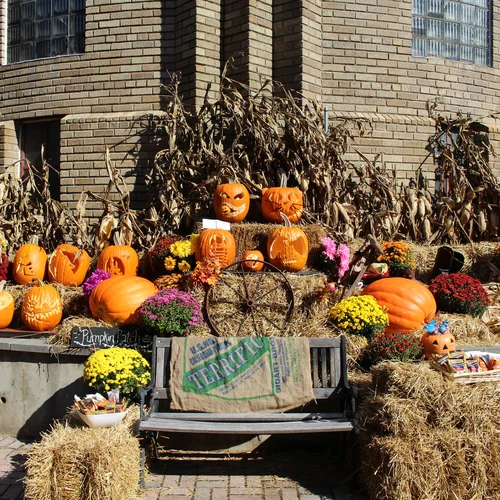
<box><xmin>7</xmin><ymin>0</ymin><xmax>85</xmax><ymax>63</ymax></box>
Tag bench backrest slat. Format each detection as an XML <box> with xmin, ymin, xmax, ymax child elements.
<box><xmin>149</xmin><ymin>337</ymin><xmax>349</xmax><ymax>405</ymax></box>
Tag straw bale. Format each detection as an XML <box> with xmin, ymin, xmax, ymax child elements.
<box><xmin>194</xmin><ymin>221</ymin><xmax>327</xmax><ymax>267</ymax></box>
<box><xmin>25</xmin><ymin>417</ymin><xmax>141</xmax><ymax>500</ymax></box>
<box><xmin>358</xmin><ymin>361</ymin><xmax>500</xmax><ymax>500</ymax></box>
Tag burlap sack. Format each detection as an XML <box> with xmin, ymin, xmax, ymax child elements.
<box><xmin>169</xmin><ymin>337</ymin><xmax>314</xmax><ymax>413</ymax></box>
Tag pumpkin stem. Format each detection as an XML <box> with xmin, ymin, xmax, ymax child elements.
<box><xmin>279</xmin><ymin>212</ymin><xmax>292</xmax><ymax>227</ymax></box>
<box><xmin>29</xmin><ymin>277</ymin><xmax>43</xmax><ymax>288</ymax></box>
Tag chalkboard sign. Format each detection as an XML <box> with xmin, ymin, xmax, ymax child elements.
<box><xmin>70</xmin><ymin>326</ymin><xmax>153</xmax><ymax>350</ymax></box>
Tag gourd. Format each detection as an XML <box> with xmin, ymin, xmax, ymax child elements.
<box><xmin>12</xmin><ymin>244</ymin><xmax>47</xmax><ymax>285</ymax></box>
<box><xmin>262</xmin><ymin>187</ymin><xmax>303</xmax><ymax>223</ymax></box>
<box><xmin>267</xmin><ymin>213</ymin><xmax>308</xmax><ymax>272</ymax></box>
<box><xmin>194</xmin><ymin>229</ymin><xmax>236</xmax><ymax>267</ymax></box>
<box><xmin>21</xmin><ymin>279</ymin><xmax>63</xmax><ymax>331</ymax></box>
<box><xmin>241</xmin><ymin>250</ymin><xmax>265</xmax><ymax>272</ymax></box>
<box><xmin>48</xmin><ymin>244</ymin><xmax>91</xmax><ymax>286</ymax></box>
<box><xmin>89</xmin><ymin>275</ymin><xmax>158</xmax><ymax>325</ymax></box>
<box><xmin>361</xmin><ymin>277</ymin><xmax>436</xmax><ymax>333</ymax></box>
<box><xmin>0</xmin><ymin>281</ymin><xmax>14</xmax><ymax>329</ymax></box>
<box><xmin>97</xmin><ymin>245</ymin><xmax>139</xmax><ymax>276</ymax></box>
<box><xmin>213</xmin><ymin>183</ymin><xmax>250</xmax><ymax>222</ymax></box>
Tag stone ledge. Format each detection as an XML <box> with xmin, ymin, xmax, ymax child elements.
<box><xmin>0</xmin><ymin>332</ymin><xmax>90</xmax><ymax>357</ymax></box>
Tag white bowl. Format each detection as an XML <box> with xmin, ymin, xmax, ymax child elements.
<box><xmin>77</xmin><ymin>410</ymin><xmax>128</xmax><ymax>428</ymax></box>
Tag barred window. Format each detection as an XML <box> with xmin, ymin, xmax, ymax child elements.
<box><xmin>412</xmin><ymin>0</ymin><xmax>491</xmax><ymax>66</ymax></box>
<box><xmin>7</xmin><ymin>0</ymin><xmax>85</xmax><ymax>64</ymax></box>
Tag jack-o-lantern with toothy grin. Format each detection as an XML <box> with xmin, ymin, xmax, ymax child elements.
<box><xmin>213</xmin><ymin>183</ymin><xmax>250</xmax><ymax>223</ymax></box>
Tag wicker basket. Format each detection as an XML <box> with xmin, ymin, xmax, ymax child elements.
<box><xmin>430</xmin><ymin>360</ymin><xmax>500</xmax><ymax>384</ymax></box>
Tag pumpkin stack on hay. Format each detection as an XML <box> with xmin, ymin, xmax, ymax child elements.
<box><xmin>358</xmin><ymin>362</ymin><xmax>500</xmax><ymax>500</ymax></box>
<box><xmin>24</xmin><ymin>408</ymin><xmax>142</xmax><ymax>500</ymax></box>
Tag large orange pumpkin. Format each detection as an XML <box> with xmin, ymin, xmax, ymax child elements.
<box><xmin>21</xmin><ymin>280</ymin><xmax>63</xmax><ymax>331</ymax></box>
<box><xmin>89</xmin><ymin>275</ymin><xmax>158</xmax><ymax>325</ymax></box>
<box><xmin>48</xmin><ymin>244</ymin><xmax>91</xmax><ymax>286</ymax></box>
<box><xmin>262</xmin><ymin>187</ymin><xmax>303</xmax><ymax>223</ymax></box>
<box><xmin>267</xmin><ymin>214</ymin><xmax>308</xmax><ymax>272</ymax></box>
<box><xmin>361</xmin><ymin>277</ymin><xmax>436</xmax><ymax>334</ymax></box>
<box><xmin>0</xmin><ymin>282</ymin><xmax>14</xmax><ymax>329</ymax></box>
<box><xmin>97</xmin><ymin>245</ymin><xmax>138</xmax><ymax>276</ymax></box>
<box><xmin>13</xmin><ymin>244</ymin><xmax>47</xmax><ymax>285</ymax></box>
<box><xmin>213</xmin><ymin>183</ymin><xmax>250</xmax><ymax>223</ymax></box>
<box><xmin>194</xmin><ymin>229</ymin><xmax>236</xmax><ymax>267</ymax></box>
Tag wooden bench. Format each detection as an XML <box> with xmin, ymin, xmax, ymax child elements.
<box><xmin>136</xmin><ymin>336</ymin><xmax>358</xmax><ymax>486</ymax></box>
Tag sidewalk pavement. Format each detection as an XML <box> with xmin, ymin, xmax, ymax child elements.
<box><xmin>0</xmin><ymin>434</ymin><xmax>368</xmax><ymax>500</ymax></box>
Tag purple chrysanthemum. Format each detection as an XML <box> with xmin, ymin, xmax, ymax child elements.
<box><xmin>82</xmin><ymin>269</ymin><xmax>112</xmax><ymax>299</ymax></box>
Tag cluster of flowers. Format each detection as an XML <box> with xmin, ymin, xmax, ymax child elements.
<box><xmin>428</xmin><ymin>273</ymin><xmax>490</xmax><ymax>318</ymax></box>
<box><xmin>148</xmin><ymin>235</ymin><xmax>198</xmax><ymax>276</ymax></box>
<box><xmin>378</xmin><ymin>241</ymin><xmax>415</xmax><ymax>274</ymax></box>
<box><xmin>319</xmin><ymin>237</ymin><xmax>350</xmax><ymax>282</ymax></box>
<box><xmin>83</xmin><ymin>347</ymin><xmax>151</xmax><ymax>395</ymax></box>
<box><xmin>82</xmin><ymin>269</ymin><xmax>111</xmax><ymax>298</ymax></box>
<box><xmin>329</xmin><ymin>295</ymin><xmax>389</xmax><ymax>340</ymax></box>
<box><xmin>138</xmin><ymin>288</ymin><xmax>205</xmax><ymax>336</ymax></box>
<box><xmin>0</xmin><ymin>232</ymin><xmax>10</xmax><ymax>281</ymax></box>
<box><xmin>362</xmin><ymin>331</ymin><xmax>423</xmax><ymax>366</ymax></box>
<box><xmin>190</xmin><ymin>257</ymin><xmax>223</xmax><ymax>287</ymax></box>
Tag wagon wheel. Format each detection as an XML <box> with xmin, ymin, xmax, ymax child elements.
<box><xmin>205</xmin><ymin>260</ymin><xmax>295</xmax><ymax>337</ymax></box>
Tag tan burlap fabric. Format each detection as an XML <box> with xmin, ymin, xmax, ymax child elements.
<box><xmin>169</xmin><ymin>337</ymin><xmax>314</xmax><ymax>413</ymax></box>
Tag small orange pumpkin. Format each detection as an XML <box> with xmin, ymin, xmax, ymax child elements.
<box><xmin>213</xmin><ymin>183</ymin><xmax>250</xmax><ymax>222</ymax></box>
<box><xmin>194</xmin><ymin>229</ymin><xmax>236</xmax><ymax>267</ymax></box>
<box><xmin>0</xmin><ymin>281</ymin><xmax>14</xmax><ymax>329</ymax></box>
<box><xmin>21</xmin><ymin>279</ymin><xmax>63</xmax><ymax>331</ymax></box>
<box><xmin>97</xmin><ymin>245</ymin><xmax>138</xmax><ymax>276</ymax></box>
<box><xmin>262</xmin><ymin>187</ymin><xmax>303</xmax><ymax>223</ymax></box>
<box><xmin>12</xmin><ymin>244</ymin><xmax>47</xmax><ymax>285</ymax></box>
<box><xmin>89</xmin><ymin>275</ymin><xmax>158</xmax><ymax>325</ymax></box>
<box><xmin>48</xmin><ymin>244</ymin><xmax>91</xmax><ymax>286</ymax></box>
<box><xmin>361</xmin><ymin>277</ymin><xmax>436</xmax><ymax>334</ymax></box>
<box><xmin>421</xmin><ymin>331</ymin><xmax>456</xmax><ymax>359</ymax></box>
<box><xmin>267</xmin><ymin>213</ymin><xmax>308</xmax><ymax>272</ymax></box>
<box><xmin>241</xmin><ymin>250</ymin><xmax>265</xmax><ymax>272</ymax></box>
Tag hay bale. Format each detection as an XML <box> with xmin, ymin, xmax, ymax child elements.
<box><xmin>24</xmin><ymin>416</ymin><xmax>141</xmax><ymax>500</ymax></box>
<box><xmin>358</xmin><ymin>361</ymin><xmax>500</xmax><ymax>500</ymax></box>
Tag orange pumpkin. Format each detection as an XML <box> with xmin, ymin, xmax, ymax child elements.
<box><xmin>361</xmin><ymin>277</ymin><xmax>436</xmax><ymax>334</ymax></box>
<box><xmin>213</xmin><ymin>183</ymin><xmax>250</xmax><ymax>223</ymax></box>
<box><xmin>89</xmin><ymin>275</ymin><xmax>158</xmax><ymax>325</ymax></box>
<box><xmin>195</xmin><ymin>229</ymin><xmax>236</xmax><ymax>267</ymax></box>
<box><xmin>21</xmin><ymin>279</ymin><xmax>63</xmax><ymax>331</ymax></box>
<box><xmin>97</xmin><ymin>245</ymin><xmax>138</xmax><ymax>276</ymax></box>
<box><xmin>267</xmin><ymin>213</ymin><xmax>308</xmax><ymax>272</ymax></box>
<box><xmin>0</xmin><ymin>283</ymin><xmax>14</xmax><ymax>329</ymax></box>
<box><xmin>241</xmin><ymin>250</ymin><xmax>265</xmax><ymax>272</ymax></box>
<box><xmin>421</xmin><ymin>331</ymin><xmax>456</xmax><ymax>359</ymax></box>
<box><xmin>48</xmin><ymin>244</ymin><xmax>91</xmax><ymax>286</ymax></box>
<box><xmin>12</xmin><ymin>244</ymin><xmax>47</xmax><ymax>285</ymax></box>
<box><xmin>262</xmin><ymin>187</ymin><xmax>303</xmax><ymax>223</ymax></box>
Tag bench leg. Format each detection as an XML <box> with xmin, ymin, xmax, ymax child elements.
<box><xmin>139</xmin><ymin>432</ymin><xmax>153</xmax><ymax>489</ymax></box>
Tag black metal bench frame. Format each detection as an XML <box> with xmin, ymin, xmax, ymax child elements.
<box><xmin>136</xmin><ymin>335</ymin><xmax>358</xmax><ymax>487</ymax></box>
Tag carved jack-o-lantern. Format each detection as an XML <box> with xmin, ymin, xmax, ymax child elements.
<box><xmin>241</xmin><ymin>250</ymin><xmax>265</xmax><ymax>272</ymax></box>
<box><xmin>21</xmin><ymin>279</ymin><xmax>63</xmax><ymax>331</ymax></box>
<box><xmin>195</xmin><ymin>229</ymin><xmax>236</xmax><ymax>267</ymax></box>
<box><xmin>97</xmin><ymin>245</ymin><xmax>139</xmax><ymax>276</ymax></box>
<box><xmin>13</xmin><ymin>244</ymin><xmax>48</xmax><ymax>285</ymax></box>
<box><xmin>48</xmin><ymin>244</ymin><xmax>91</xmax><ymax>286</ymax></box>
<box><xmin>213</xmin><ymin>183</ymin><xmax>250</xmax><ymax>223</ymax></box>
<box><xmin>421</xmin><ymin>331</ymin><xmax>456</xmax><ymax>359</ymax></box>
<box><xmin>262</xmin><ymin>187</ymin><xmax>303</xmax><ymax>223</ymax></box>
<box><xmin>267</xmin><ymin>214</ymin><xmax>308</xmax><ymax>272</ymax></box>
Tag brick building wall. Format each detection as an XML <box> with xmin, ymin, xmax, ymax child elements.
<box><xmin>1</xmin><ymin>0</ymin><xmax>500</xmax><ymax>221</ymax></box>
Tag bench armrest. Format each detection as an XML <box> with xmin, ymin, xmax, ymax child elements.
<box><xmin>137</xmin><ymin>386</ymin><xmax>151</xmax><ymax>420</ymax></box>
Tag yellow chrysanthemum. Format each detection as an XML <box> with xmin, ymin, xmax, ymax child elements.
<box><xmin>164</xmin><ymin>256</ymin><xmax>176</xmax><ymax>271</ymax></box>
<box><xmin>178</xmin><ymin>260</ymin><xmax>191</xmax><ymax>273</ymax></box>
<box><xmin>170</xmin><ymin>239</ymin><xmax>194</xmax><ymax>259</ymax></box>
